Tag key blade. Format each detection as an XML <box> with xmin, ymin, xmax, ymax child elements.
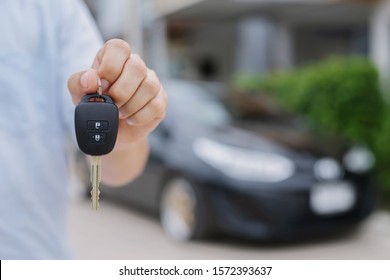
<box><xmin>90</xmin><ymin>156</ymin><xmax>102</xmax><ymax>210</ymax></box>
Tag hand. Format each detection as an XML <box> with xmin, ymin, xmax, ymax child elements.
<box><xmin>68</xmin><ymin>39</ymin><xmax>167</xmax><ymax>148</ymax></box>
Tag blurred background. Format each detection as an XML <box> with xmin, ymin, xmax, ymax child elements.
<box><xmin>69</xmin><ymin>0</ymin><xmax>390</xmax><ymax>259</ymax></box>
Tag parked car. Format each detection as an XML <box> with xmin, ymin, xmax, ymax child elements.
<box><xmin>101</xmin><ymin>79</ymin><xmax>376</xmax><ymax>242</ymax></box>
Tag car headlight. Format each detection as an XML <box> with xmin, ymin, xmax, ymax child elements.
<box><xmin>343</xmin><ymin>145</ymin><xmax>375</xmax><ymax>174</ymax></box>
<box><xmin>192</xmin><ymin>137</ymin><xmax>295</xmax><ymax>183</ymax></box>
<box><xmin>313</xmin><ymin>158</ymin><xmax>343</xmax><ymax>181</ymax></box>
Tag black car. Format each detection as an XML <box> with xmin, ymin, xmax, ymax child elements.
<box><xmin>102</xmin><ymin>79</ymin><xmax>376</xmax><ymax>242</ymax></box>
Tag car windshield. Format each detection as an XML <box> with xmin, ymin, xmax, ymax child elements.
<box><xmin>165</xmin><ymin>80</ymin><xmax>232</xmax><ymax>126</ymax></box>
<box><xmin>164</xmin><ymin>80</ymin><xmax>313</xmax><ymax>131</ymax></box>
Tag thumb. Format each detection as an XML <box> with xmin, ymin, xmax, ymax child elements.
<box><xmin>67</xmin><ymin>69</ymin><xmax>99</xmax><ymax>104</ymax></box>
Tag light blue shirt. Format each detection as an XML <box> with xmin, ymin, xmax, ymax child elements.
<box><xmin>0</xmin><ymin>0</ymin><xmax>102</xmax><ymax>259</ymax></box>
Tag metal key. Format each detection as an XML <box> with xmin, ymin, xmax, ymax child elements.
<box><xmin>90</xmin><ymin>155</ymin><xmax>102</xmax><ymax>209</ymax></box>
<box><xmin>74</xmin><ymin>78</ymin><xmax>118</xmax><ymax>210</ymax></box>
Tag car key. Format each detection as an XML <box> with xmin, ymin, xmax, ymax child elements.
<box><xmin>74</xmin><ymin>79</ymin><xmax>118</xmax><ymax>210</ymax></box>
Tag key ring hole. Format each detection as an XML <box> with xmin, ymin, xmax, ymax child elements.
<box><xmin>80</xmin><ymin>93</ymin><xmax>114</xmax><ymax>104</ymax></box>
<box><xmin>88</xmin><ymin>96</ymin><xmax>105</xmax><ymax>103</ymax></box>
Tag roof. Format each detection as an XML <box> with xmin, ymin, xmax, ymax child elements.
<box><xmin>153</xmin><ymin>0</ymin><xmax>376</xmax><ymax>25</ymax></box>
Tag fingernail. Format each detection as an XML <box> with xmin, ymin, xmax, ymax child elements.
<box><xmin>80</xmin><ymin>70</ymin><xmax>91</xmax><ymax>88</ymax></box>
<box><xmin>126</xmin><ymin>118</ymin><xmax>136</xmax><ymax>125</ymax></box>
<box><xmin>119</xmin><ymin>111</ymin><xmax>127</xmax><ymax>119</ymax></box>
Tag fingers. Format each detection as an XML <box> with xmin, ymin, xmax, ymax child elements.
<box><xmin>68</xmin><ymin>39</ymin><xmax>136</xmax><ymax>105</ymax></box>
<box><xmin>68</xmin><ymin>69</ymin><xmax>100</xmax><ymax>104</ymax></box>
<box><xmin>118</xmin><ymin>69</ymin><xmax>160</xmax><ymax>118</ymax></box>
<box><xmin>107</xmin><ymin>54</ymin><xmax>148</xmax><ymax>107</ymax></box>
<box><xmin>68</xmin><ymin>38</ymin><xmax>167</xmax><ymax>140</ymax></box>
<box><xmin>93</xmin><ymin>39</ymin><xmax>132</xmax><ymax>84</ymax></box>
<box><xmin>93</xmin><ymin>39</ymin><xmax>149</xmax><ymax>107</ymax></box>
<box><xmin>124</xmin><ymin>85</ymin><xmax>167</xmax><ymax>126</ymax></box>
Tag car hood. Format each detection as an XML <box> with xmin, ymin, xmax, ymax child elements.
<box><xmin>233</xmin><ymin>121</ymin><xmax>348</xmax><ymax>159</ymax></box>
<box><xmin>212</xmin><ymin>126</ymin><xmax>287</xmax><ymax>152</ymax></box>
<box><xmin>174</xmin><ymin>117</ymin><xmax>348</xmax><ymax>160</ymax></box>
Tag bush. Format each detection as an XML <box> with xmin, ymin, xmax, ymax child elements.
<box><xmin>234</xmin><ymin>56</ymin><xmax>390</xmax><ymax>195</ymax></box>
<box><xmin>373</xmin><ymin>105</ymin><xmax>390</xmax><ymax>198</ymax></box>
<box><xmin>234</xmin><ymin>57</ymin><xmax>384</xmax><ymax>144</ymax></box>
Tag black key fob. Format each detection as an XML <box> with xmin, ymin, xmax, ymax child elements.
<box><xmin>75</xmin><ymin>94</ymin><xmax>119</xmax><ymax>156</ymax></box>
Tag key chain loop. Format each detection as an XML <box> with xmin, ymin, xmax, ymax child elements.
<box><xmin>80</xmin><ymin>94</ymin><xmax>115</xmax><ymax>104</ymax></box>
<box><xmin>97</xmin><ymin>76</ymin><xmax>103</xmax><ymax>95</ymax></box>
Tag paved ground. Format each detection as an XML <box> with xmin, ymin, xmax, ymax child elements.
<box><xmin>67</xmin><ymin>193</ymin><xmax>390</xmax><ymax>260</ymax></box>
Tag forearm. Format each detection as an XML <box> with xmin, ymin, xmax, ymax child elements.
<box><xmin>100</xmin><ymin>138</ymin><xmax>149</xmax><ymax>187</ymax></box>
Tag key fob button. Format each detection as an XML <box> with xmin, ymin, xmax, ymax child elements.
<box><xmin>87</xmin><ymin>121</ymin><xmax>109</xmax><ymax>130</ymax></box>
<box><xmin>89</xmin><ymin>132</ymin><xmax>106</xmax><ymax>144</ymax></box>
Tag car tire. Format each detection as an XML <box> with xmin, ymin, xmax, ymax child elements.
<box><xmin>160</xmin><ymin>177</ymin><xmax>210</xmax><ymax>242</ymax></box>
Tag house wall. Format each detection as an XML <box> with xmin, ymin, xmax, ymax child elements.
<box><xmin>294</xmin><ymin>25</ymin><xmax>368</xmax><ymax>65</ymax></box>
<box><xmin>370</xmin><ymin>0</ymin><xmax>390</xmax><ymax>90</ymax></box>
<box><xmin>166</xmin><ymin>21</ymin><xmax>237</xmax><ymax>81</ymax></box>
<box><xmin>85</xmin><ymin>0</ymin><xmax>389</xmax><ymax>83</ymax></box>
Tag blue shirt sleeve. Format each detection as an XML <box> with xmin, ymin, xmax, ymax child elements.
<box><xmin>59</xmin><ymin>0</ymin><xmax>104</xmax><ymax>134</ymax></box>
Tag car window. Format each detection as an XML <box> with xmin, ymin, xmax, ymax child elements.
<box><xmin>165</xmin><ymin>80</ymin><xmax>232</xmax><ymax>126</ymax></box>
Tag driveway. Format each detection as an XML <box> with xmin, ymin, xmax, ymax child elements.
<box><xmin>67</xmin><ymin>194</ymin><xmax>390</xmax><ymax>260</ymax></box>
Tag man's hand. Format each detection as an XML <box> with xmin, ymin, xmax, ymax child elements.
<box><xmin>68</xmin><ymin>39</ymin><xmax>167</xmax><ymax>147</ymax></box>
<box><xmin>67</xmin><ymin>39</ymin><xmax>168</xmax><ymax>186</ymax></box>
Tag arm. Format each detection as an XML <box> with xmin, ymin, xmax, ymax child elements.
<box><xmin>68</xmin><ymin>39</ymin><xmax>167</xmax><ymax>187</ymax></box>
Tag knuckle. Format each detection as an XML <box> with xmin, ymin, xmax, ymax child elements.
<box><xmin>142</xmin><ymin>71</ymin><xmax>160</xmax><ymax>97</ymax></box>
<box><xmin>129</xmin><ymin>54</ymin><xmax>147</xmax><ymax>77</ymax></box>
<box><xmin>150</xmin><ymin>98</ymin><xmax>166</xmax><ymax>119</ymax></box>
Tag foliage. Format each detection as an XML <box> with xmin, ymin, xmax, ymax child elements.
<box><xmin>234</xmin><ymin>56</ymin><xmax>390</xmax><ymax>195</ymax></box>
<box><xmin>234</xmin><ymin>57</ymin><xmax>383</xmax><ymax>144</ymax></box>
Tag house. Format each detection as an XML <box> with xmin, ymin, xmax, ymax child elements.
<box><xmin>87</xmin><ymin>0</ymin><xmax>390</xmax><ymax>83</ymax></box>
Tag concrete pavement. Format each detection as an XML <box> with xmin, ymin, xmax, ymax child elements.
<box><xmin>67</xmin><ymin>194</ymin><xmax>390</xmax><ymax>260</ymax></box>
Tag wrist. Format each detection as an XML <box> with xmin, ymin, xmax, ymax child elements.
<box><xmin>101</xmin><ymin>138</ymin><xmax>150</xmax><ymax>187</ymax></box>
<box><xmin>113</xmin><ymin>136</ymin><xmax>149</xmax><ymax>153</ymax></box>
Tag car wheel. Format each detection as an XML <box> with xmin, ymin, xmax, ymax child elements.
<box><xmin>160</xmin><ymin>177</ymin><xmax>209</xmax><ymax>241</ymax></box>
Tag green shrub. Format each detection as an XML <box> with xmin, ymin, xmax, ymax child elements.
<box><xmin>373</xmin><ymin>105</ymin><xmax>390</xmax><ymax>198</ymax></box>
<box><xmin>234</xmin><ymin>56</ymin><xmax>390</xmax><ymax>195</ymax></box>
<box><xmin>234</xmin><ymin>57</ymin><xmax>384</xmax><ymax>145</ymax></box>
